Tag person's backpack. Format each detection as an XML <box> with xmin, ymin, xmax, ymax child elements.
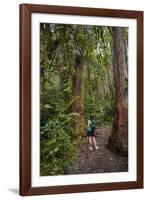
<box><xmin>89</xmin><ymin>120</ymin><xmax>96</xmax><ymax>131</ymax></box>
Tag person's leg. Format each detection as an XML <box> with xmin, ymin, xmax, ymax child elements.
<box><xmin>92</xmin><ymin>136</ymin><xmax>99</xmax><ymax>150</ymax></box>
<box><xmin>88</xmin><ymin>136</ymin><xmax>93</xmax><ymax>150</ymax></box>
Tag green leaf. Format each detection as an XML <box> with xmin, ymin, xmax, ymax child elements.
<box><xmin>43</xmin><ymin>104</ymin><xmax>52</xmax><ymax>109</ymax></box>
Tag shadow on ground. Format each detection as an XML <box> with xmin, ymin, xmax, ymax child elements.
<box><xmin>8</xmin><ymin>188</ymin><xmax>19</xmax><ymax>195</ymax></box>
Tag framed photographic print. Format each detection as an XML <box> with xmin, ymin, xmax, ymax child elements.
<box><xmin>19</xmin><ymin>4</ymin><xmax>143</xmax><ymax>196</ymax></box>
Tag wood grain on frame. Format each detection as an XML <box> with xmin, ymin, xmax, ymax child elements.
<box><xmin>19</xmin><ymin>3</ymin><xmax>143</xmax><ymax>196</ymax></box>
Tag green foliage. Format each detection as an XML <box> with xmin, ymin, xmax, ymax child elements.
<box><xmin>40</xmin><ymin>102</ymin><xmax>79</xmax><ymax>176</ymax></box>
<box><xmin>84</xmin><ymin>98</ymin><xmax>115</xmax><ymax>126</ymax></box>
<box><xmin>40</xmin><ymin>23</ymin><xmax>128</xmax><ymax>175</ymax></box>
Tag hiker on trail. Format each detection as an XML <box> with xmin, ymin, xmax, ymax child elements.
<box><xmin>87</xmin><ymin>113</ymin><xmax>99</xmax><ymax>151</ymax></box>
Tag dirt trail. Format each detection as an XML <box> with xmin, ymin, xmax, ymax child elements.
<box><xmin>67</xmin><ymin>127</ymin><xmax>128</xmax><ymax>174</ymax></box>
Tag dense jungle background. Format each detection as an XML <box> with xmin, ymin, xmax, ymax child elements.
<box><xmin>40</xmin><ymin>23</ymin><xmax>128</xmax><ymax>176</ymax></box>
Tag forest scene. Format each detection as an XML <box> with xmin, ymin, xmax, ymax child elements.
<box><xmin>40</xmin><ymin>23</ymin><xmax>128</xmax><ymax>176</ymax></box>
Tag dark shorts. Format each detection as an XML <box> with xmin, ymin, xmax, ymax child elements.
<box><xmin>87</xmin><ymin>130</ymin><xmax>95</xmax><ymax>137</ymax></box>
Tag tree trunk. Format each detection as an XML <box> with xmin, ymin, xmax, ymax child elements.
<box><xmin>72</xmin><ymin>49</ymin><xmax>86</xmax><ymax>134</ymax></box>
<box><xmin>107</xmin><ymin>27</ymin><xmax>128</xmax><ymax>156</ymax></box>
<box><xmin>60</xmin><ymin>66</ymin><xmax>70</xmax><ymax>101</ymax></box>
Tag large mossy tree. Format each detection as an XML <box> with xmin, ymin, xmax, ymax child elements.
<box><xmin>107</xmin><ymin>27</ymin><xmax>128</xmax><ymax>155</ymax></box>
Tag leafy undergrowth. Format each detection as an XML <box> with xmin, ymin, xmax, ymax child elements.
<box><xmin>40</xmin><ymin>106</ymin><xmax>82</xmax><ymax>176</ymax></box>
